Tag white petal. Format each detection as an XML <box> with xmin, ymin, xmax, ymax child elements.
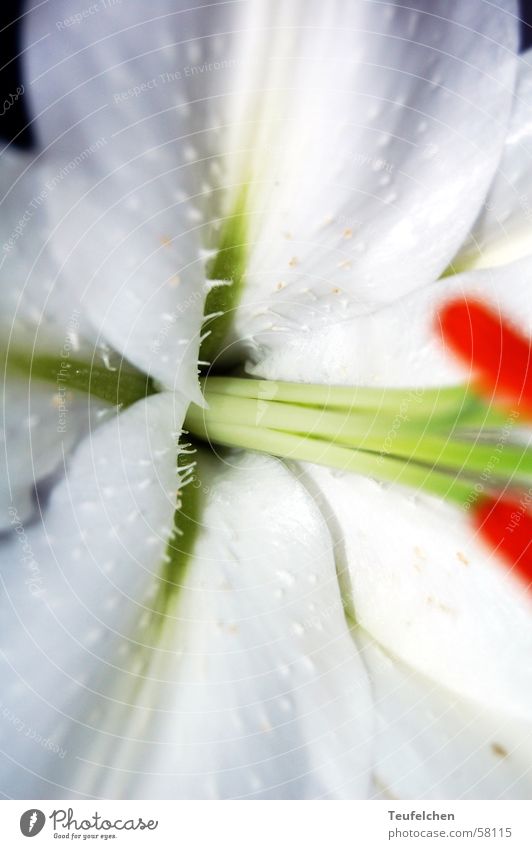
<box><xmin>453</xmin><ymin>49</ymin><xmax>532</xmax><ymax>271</ymax></box>
<box><xmin>247</xmin><ymin>254</ymin><xmax>532</xmax><ymax>388</ymax></box>
<box><xmin>25</xmin><ymin>1</ymin><xmax>518</xmax><ymax>366</ymax></box>
<box><xmin>38</xmin><ymin>161</ymin><xmax>207</xmax><ymax>399</ymax></box>
<box><xmin>25</xmin><ymin>2</ymin><xmax>211</xmax><ymax>396</ymax></box>
<box><xmin>0</xmin><ymin>392</ymin><xmax>186</xmax><ymax>798</ymax></box>
<box><xmin>0</xmin><ymin>444</ymin><xmax>373</xmax><ymax>799</ymax></box>
<box><xmin>0</xmin><ymin>378</ymin><xmax>110</xmax><ymax>531</ymax></box>
<box><xmin>228</xmin><ymin>0</ymin><xmax>518</xmax><ymax>351</ymax></box>
<box><xmin>0</xmin><ymin>151</ymin><xmax>114</xmax><ymax>528</ymax></box>
<box><xmin>106</xmin><ymin>452</ymin><xmax>373</xmax><ymax>800</ymax></box>
<box><xmin>297</xmin><ymin>462</ymin><xmax>532</xmax><ymax>721</ymax></box>
<box><xmin>360</xmin><ymin>633</ymin><xmax>532</xmax><ymax>800</ymax></box>
<box><xmin>0</xmin><ymin>149</ymin><xmax>92</xmax><ymax>338</ymax></box>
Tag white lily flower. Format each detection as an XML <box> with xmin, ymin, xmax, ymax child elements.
<box><xmin>2</xmin><ymin>0</ymin><xmax>532</xmax><ymax>801</ymax></box>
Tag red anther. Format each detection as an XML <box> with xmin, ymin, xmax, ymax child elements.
<box><xmin>437</xmin><ymin>297</ymin><xmax>532</xmax><ymax>416</ymax></box>
<box><xmin>473</xmin><ymin>496</ymin><xmax>532</xmax><ymax>587</ymax></box>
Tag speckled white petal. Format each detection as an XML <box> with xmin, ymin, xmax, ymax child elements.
<box><xmin>0</xmin><ymin>149</ymin><xmax>93</xmax><ymax>340</ymax></box>
<box><xmin>359</xmin><ymin>633</ymin><xmax>532</xmax><ymax>800</ymax></box>
<box><xmin>221</xmin><ymin>0</ymin><xmax>518</xmax><ymax>359</ymax></box>
<box><xmin>0</xmin><ymin>445</ymin><xmax>373</xmax><ymax>799</ymax></box>
<box><xmin>297</xmin><ymin>461</ymin><xmax>532</xmax><ymax>722</ymax></box>
<box><xmin>453</xmin><ymin>49</ymin><xmax>532</xmax><ymax>271</ymax></box>
<box><xmin>0</xmin><ymin>392</ymin><xmax>186</xmax><ymax>799</ymax></box>
<box><xmin>24</xmin><ymin>1</ymin><xmax>212</xmax><ymax>396</ymax></box>
<box><xmin>96</xmin><ymin>452</ymin><xmax>373</xmax><ymax>800</ymax></box>
<box><xmin>247</xmin><ymin>254</ymin><xmax>532</xmax><ymax>389</ymax></box>
<box><xmin>0</xmin><ymin>150</ymin><xmax>115</xmax><ymax>529</ymax></box>
<box><xmin>25</xmin><ymin>1</ymin><xmax>518</xmax><ymax>365</ymax></box>
<box><xmin>37</xmin><ymin>161</ymin><xmax>207</xmax><ymax>399</ymax></box>
<box><xmin>0</xmin><ymin>378</ymin><xmax>110</xmax><ymax>532</ymax></box>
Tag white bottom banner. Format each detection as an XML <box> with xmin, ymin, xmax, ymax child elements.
<box><xmin>0</xmin><ymin>800</ymin><xmax>531</xmax><ymax>848</ymax></box>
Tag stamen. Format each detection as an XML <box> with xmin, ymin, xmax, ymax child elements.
<box><xmin>437</xmin><ymin>297</ymin><xmax>532</xmax><ymax>416</ymax></box>
<box><xmin>185</xmin><ymin>397</ymin><xmax>477</xmax><ymax>506</ymax></box>
<box><xmin>182</xmin><ymin>373</ymin><xmax>532</xmax><ymax>588</ymax></box>
<box><xmin>183</xmin><ymin>376</ymin><xmax>532</xmax><ymax>504</ymax></box>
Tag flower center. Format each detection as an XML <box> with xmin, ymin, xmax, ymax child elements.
<box><xmin>5</xmin><ymin>295</ymin><xmax>532</xmax><ymax>589</ymax></box>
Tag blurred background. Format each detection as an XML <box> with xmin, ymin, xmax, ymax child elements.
<box><xmin>1</xmin><ymin>0</ymin><xmax>532</xmax><ymax>149</ymax></box>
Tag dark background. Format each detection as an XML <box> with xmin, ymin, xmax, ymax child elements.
<box><xmin>1</xmin><ymin>0</ymin><xmax>532</xmax><ymax>149</ymax></box>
